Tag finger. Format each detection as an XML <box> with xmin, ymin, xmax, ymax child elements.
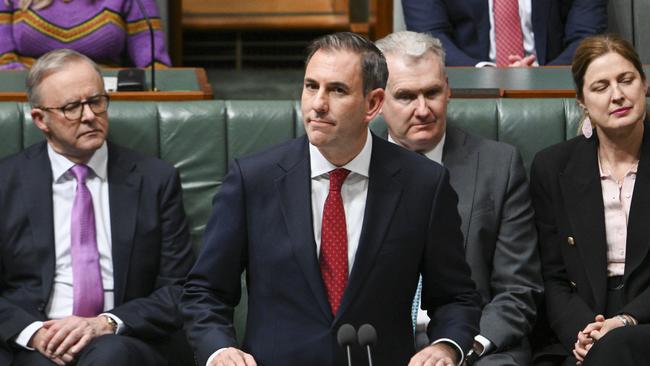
<box><xmin>55</xmin><ymin>327</ymin><xmax>83</xmax><ymax>356</ymax></box>
<box><xmin>243</xmin><ymin>353</ymin><xmax>257</xmax><ymax>366</ymax></box>
<box><xmin>573</xmin><ymin>349</ymin><xmax>584</xmax><ymax>362</ymax></box>
<box><xmin>60</xmin><ymin>351</ymin><xmax>75</xmax><ymax>364</ymax></box>
<box><xmin>46</xmin><ymin>325</ymin><xmax>73</xmax><ymax>355</ymax></box>
<box><xmin>595</xmin><ymin>314</ymin><xmax>606</xmax><ymax>322</ymax></box>
<box><xmin>68</xmin><ymin>333</ymin><xmax>93</xmax><ymax>355</ymax></box>
<box><xmin>591</xmin><ymin>330</ymin><xmax>603</xmax><ymax>341</ymax></box>
<box><xmin>508</xmin><ymin>54</ymin><xmax>523</xmax><ymax>62</ymax></box>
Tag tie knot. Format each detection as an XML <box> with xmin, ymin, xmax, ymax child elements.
<box><xmin>328</xmin><ymin>168</ymin><xmax>350</xmax><ymax>192</ymax></box>
<box><xmin>70</xmin><ymin>164</ymin><xmax>90</xmax><ymax>183</ymax></box>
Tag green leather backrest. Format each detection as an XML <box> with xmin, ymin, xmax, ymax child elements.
<box><xmin>0</xmin><ymin>98</ymin><xmax>589</xmax><ymax>251</ymax></box>
<box><xmin>0</xmin><ymin>98</ymin><xmax>632</xmax><ymax>344</ymax></box>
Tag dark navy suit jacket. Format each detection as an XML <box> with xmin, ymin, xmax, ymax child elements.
<box><xmin>183</xmin><ymin>134</ymin><xmax>482</xmax><ymax>366</ymax></box>
<box><xmin>0</xmin><ymin>141</ymin><xmax>194</xmax><ymax>363</ymax></box>
<box><xmin>403</xmin><ymin>0</ymin><xmax>607</xmax><ymax>66</ymax></box>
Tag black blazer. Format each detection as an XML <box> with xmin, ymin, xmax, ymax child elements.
<box><xmin>0</xmin><ymin>141</ymin><xmax>194</xmax><ymax>359</ymax></box>
<box><xmin>182</xmin><ymin>134</ymin><xmax>482</xmax><ymax>366</ymax></box>
<box><xmin>530</xmin><ymin>124</ymin><xmax>650</xmax><ymax>355</ymax></box>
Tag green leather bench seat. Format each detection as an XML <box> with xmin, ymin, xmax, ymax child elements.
<box><xmin>0</xmin><ymin>98</ymin><xmax>587</xmax><ymax>343</ymax></box>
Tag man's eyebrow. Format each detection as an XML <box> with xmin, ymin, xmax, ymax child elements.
<box><xmin>327</xmin><ymin>81</ymin><xmax>350</xmax><ymax>90</ymax></box>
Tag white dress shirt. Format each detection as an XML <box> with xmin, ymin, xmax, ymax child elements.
<box><xmin>15</xmin><ymin>142</ymin><xmax>124</xmax><ymax>349</ymax></box>
<box><xmin>310</xmin><ymin>131</ymin><xmax>372</xmax><ymax>270</ymax></box>
<box><xmin>477</xmin><ymin>0</ymin><xmax>538</xmax><ymax>67</ymax></box>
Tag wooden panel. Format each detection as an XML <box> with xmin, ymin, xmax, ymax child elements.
<box><xmin>184</xmin><ymin>0</ymin><xmax>347</xmax><ymax>15</ymax></box>
<box><xmin>184</xmin><ymin>15</ymin><xmax>350</xmax><ymax>30</ymax></box>
<box><xmin>183</xmin><ymin>0</ymin><xmax>350</xmax><ymax>30</ymax></box>
<box><xmin>372</xmin><ymin>0</ymin><xmax>393</xmax><ymax>40</ymax></box>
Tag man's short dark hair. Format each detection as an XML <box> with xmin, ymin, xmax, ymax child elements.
<box><xmin>305</xmin><ymin>32</ymin><xmax>388</xmax><ymax>94</ymax></box>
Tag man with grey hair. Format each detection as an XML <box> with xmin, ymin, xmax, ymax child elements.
<box><xmin>0</xmin><ymin>49</ymin><xmax>194</xmax><ymax>366</ymax></box>
<box><xmin>376</xmin><ymin>31</ymin><xmax>543</xmax><ymax>365</ymax></box>
<box><xmin>183</xmin><ymin>32</ymin><xmax>481</xmax><ymax>366</ymax></box>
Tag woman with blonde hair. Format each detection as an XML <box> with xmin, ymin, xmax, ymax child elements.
<box><xmin>531</xmin><ymin>34</ymin><xmax>650</xmax><ymax>366</ymax></box>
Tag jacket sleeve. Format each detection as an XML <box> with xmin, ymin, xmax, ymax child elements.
<box><xmin>402</xmin><ymin>0</ymin><xmax>483</xmax><ymax>66</ymax></box>
<box><xmin>424</xmin><ymin>168</ymin><xmax>483</xmax><ymax>356</ymax></box>
<box><xmin>182</xmin><ymin>160</ymin><xmax>247</xmax><ymax>366</ymax></box>
<box><xmin>530</xmin><ymin>153</ymin><xmax>596</xmax><ymax>351</ymax></box>
<box><xmin>108</xmin><ymin>168</ymin><xmax>194</xmax><ymax>339</ymax></box>
<box><xmin>546</xmin><ymin>0</ymin><xmax>607</xmax><ymax>65</ymax></box>
<box><xmin>479</xmin><ymin>148</ymin><xmax>543</xmax><ymax>351</ymax></box>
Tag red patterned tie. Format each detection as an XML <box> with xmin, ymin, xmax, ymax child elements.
<box><xmin>494</xmin><ymin>0</ymin><xmax>524</xmax><ymax>66</ymax></box>
<box><xmin>320</xmin><ymin>168</ymin><xmax>350</xmax><ymax>315</ymax></box>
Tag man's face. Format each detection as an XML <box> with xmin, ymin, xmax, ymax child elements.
<box><xmin>382</xmin><ymin>52</ymin><xmax>450</xmax><ymax>153</ymax></box>
<box><xmin>32</xmin><ymin>60</ymin><xmax>109</xmax><ymax>163</ymax></box>
<box><xmin>301</xmin><ymin>49</ymin><xmax>383</xmax><ymax>165</ymax></box>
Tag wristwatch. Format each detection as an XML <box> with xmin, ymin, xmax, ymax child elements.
<box><xmin>103</xmin><ymin>315</ymin><xmax>118</xmax><ymax>334</ymax></box>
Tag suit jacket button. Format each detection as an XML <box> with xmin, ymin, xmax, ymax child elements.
<box><xmin>37</xmin><ymin>303</ymin><xmax>45</xmax><ymax>311</ymax></box>
<box><xmin>567</xmin><ymin>236</ymin><xmax>575</xmax><ymax>246</ymax></box>
<box><xmin>570</xmin><ymin>281</ymin><xmax>577</xmax><ymax>288</ymax></box>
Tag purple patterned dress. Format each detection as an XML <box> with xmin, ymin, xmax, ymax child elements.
<box><xmin>0</xmin><ymin>0</ymin><xmax>171</xmax><ymax>69</ymax></box>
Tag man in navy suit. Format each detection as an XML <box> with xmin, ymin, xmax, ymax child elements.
<box><xmin>182</xmin><ymin>32</ymin><xmax>482</xmax><ymax>366</ymax></box>
<box><xmin>402</xmin><ymin>0</ymin><xmax>607</xmax><ymax>66</ymax></box>
<box><xmin>0</xmin><ymin>49</ymin><xmax>194</xmax><ymax>366</ymax></box>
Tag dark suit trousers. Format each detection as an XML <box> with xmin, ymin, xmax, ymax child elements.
<box><xmin>12</xmin><ymin>335</ymin><xmax>166</xmax><ymax>366</ymax></box>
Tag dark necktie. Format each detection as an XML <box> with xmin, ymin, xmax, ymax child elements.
<box><xmin>70</xmin><ymin>164</ymin><xmax>104</xmax><ymax>317</ymax></box>
<box><xmin>320</xmin><ymin>168</ymin><xmax>350</xmax><ymax>315</ymax></box>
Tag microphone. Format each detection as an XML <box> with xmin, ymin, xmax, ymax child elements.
<box><xmin>357</xmin><ymin>324</ymin><xmax>377</xmax><ymax>366</ymax></box>
<box><xmin>337</xmin><ymin>323</ymin><xmax>357</xmax><ymax>366</ymax></box>
<box><xmin>132</xmin><ymin>0</ymin><xmax>156</xmax><ymax>91</ymax></box>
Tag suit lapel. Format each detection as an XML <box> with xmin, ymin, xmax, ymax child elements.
<box><xmin>337</xmin><ymin>135</ymin><xmax>403</xmax><ymax>321</ymax></box>
<box><xmin>275</xmin><ymin>138</ymin><xmax>333</xmax><ymax>321</ymax></box>
<box><xmin>107</xmin><ymin>143</ymin><xmax>141</xmax><ymax>305</ymax></box>
<box><xmin>624</xmin><ymin>124</ymin><xmax>650</xmax><ymax>279</ymax></box>
<box><xmin>559</xmin><ymin>136</ymin><xmax>608</xmax><ymax>309</ymax></box>
<box><xmin>442</xmin><ymin>127</ymin><xmax>477</xmax><ymax>246</ymax></box>
<box><xmin>21</xmin><ymin>142</ymin><xmax>56</xmax><ymax>301</ymax></box>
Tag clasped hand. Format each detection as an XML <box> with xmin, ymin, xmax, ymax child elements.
<box><xmin>28</xmin><ymin>315</ymin><xmax>114</xmax><ymax>365</ymax></box>
<box><xmin>573</xmin><ymin>314</ymin><xmax>627</xmax><ymax>365</ymax></box>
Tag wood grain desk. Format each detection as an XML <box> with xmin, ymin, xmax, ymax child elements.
<box><xmin>0</xmin><ymin>67</ymin><xmax>213</xmax><ymax>102</ymax></box>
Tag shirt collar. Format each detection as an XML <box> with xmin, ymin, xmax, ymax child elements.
<box><xmin>388</xmin><ymin>132</ymin><xmax>446</xmax><ymax>165</ymax></box>
<box><xmin>48</xmin><ymin>142</ymin><xmax>108</xmax><ymax>182</ymax></box>
<box><xmin>309</xmin><ymin>130</ymin><xmax>372</xmax><ymax>178</ymax></box>
<box><xmin>597</xmin><ymin>155</ymin><xmax>638</xmax><ymax>179</ymax></box>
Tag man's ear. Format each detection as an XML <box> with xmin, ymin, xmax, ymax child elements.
<box><xmin>31</xmin><ymin>108</ymin><xmax>49</xmax><ymax>134</ymax></box>
<box><xmin>364</xmin><ymin>88</ymin><xmax>385</xmax><ymax>123</ymax></box>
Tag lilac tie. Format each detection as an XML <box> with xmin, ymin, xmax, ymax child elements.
<box><xmin>70</xmin><ymin>164</ymin><xmax>104</xmax><ymax>317</ymax></box>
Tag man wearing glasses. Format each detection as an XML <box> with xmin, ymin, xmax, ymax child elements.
<box><xmin>0</xmin><ymin>49</ymin><xmax>194</xmax><ymax>366</ymax></box>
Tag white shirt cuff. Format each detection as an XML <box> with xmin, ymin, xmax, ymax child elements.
<box><xmin>432</xmin><ymin>338</ymin><xmax>464</xmax><ymax>366</ymax></box>
<box><xmin>100</xmin><ymin>313</ymin><xmax>125</xmax><ymax>335</ymax></box>
<box><xmin>474</xmin><ymin>334</ymin><xmax>494</xmax><ymax>356</ymax></box>
<box><xmin>206</xmin><ymin>348</ymin><xmax>228</xmax><ymax>366</ymax></box>
<box><xmin>14</xmin><ymin>321</ymin><xmax>44</xmax><ymax>350</ymax></box>
<box><xmin>475</xmin><ymin>61</ymin><xmax>497</xmax><ymax>68</ymax></box>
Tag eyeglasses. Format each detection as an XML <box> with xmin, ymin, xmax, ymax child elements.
<box><xmin>38</xmin><ymin>94</ymin><xmax>110</xmax><ymax>121</ymax></box>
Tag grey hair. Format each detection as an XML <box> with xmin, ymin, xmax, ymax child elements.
<box><xmin>305</xmin><ymin>32</ymin><xmax>388</xmax><ymax>94</ymax></box>
<box><xmin>375</xmin><ymin>31</ymin><xmax>446</xmax><ymax>71</ymax></box>
<box><xmin>26</xmin><ymin>48</ymin><xmax>104</xmax><ymax>106</ymax></box>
